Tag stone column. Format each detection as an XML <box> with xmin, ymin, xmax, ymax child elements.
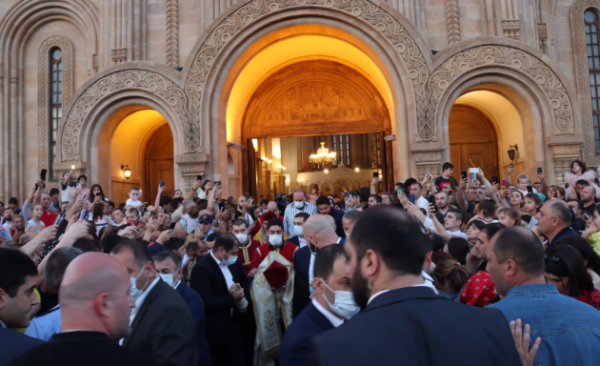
<box><xmin>175</xmin><ymin>153</ymin><xmax>209</xmax><ymax>193</ymax></box>
<box><xmin>410</xmin><ymin>142</ymin><xmax>445</xmax><ymax>181</ymax></box>
<box><xmin>547</xmin><ymin>135</ymin><xmax>585</xmax><ymax>187</ymax></box>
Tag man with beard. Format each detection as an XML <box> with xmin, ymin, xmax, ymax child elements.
<box><xmin>434</xmin><ymin>191</ymin><xmax>450</xmax><ymax>218</ymax></box>
<box><xmin>292</xmin><ymin>214</ymin><xmax>343</xmax><ymax>318</ymax></box>
<box><xmin>315</xmin><ymin>196</ymin><xmax>345</xmax><ymax>239</ymax></box>
<box><xmin>308</xmin><ymin>207</ymin><xmax>523</xmax><ymax>366</ymax></box>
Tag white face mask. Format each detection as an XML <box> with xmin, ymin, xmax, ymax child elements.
<box><xmin>294</xmin><ymin>225</ymin><xmax>304</xmax><ymax>237</ymax></box>
<box><xmin>160</xmin><ymin>274</ymin><xmax>175</xmax><ymax>288</ymax></box>
<box><xmin>269</xmin><ymin>235</ymin><xmax>283</xmax><ymax>247</ymax></box>
<box><xmin>130</xmin><ymin>268</ymin><xmax>149</xmax><ymax>300</ymax></box>
<box><xmin>235</xmin><ymin>233</ymin><xmax>249</xmax><ymax>244</ymax></box>
<box><xmin>321</xmin><ymin>278</ymin><xmax>360</xmax><ymax>318</ymax></box>
<box><xmin>294</xmin><ymin>201</ymin><xmax>305</xmax><ymax>210</ymax></box>
<box><xmin>221</xmin><ymin>252</ymin><xmax>237</xmax><ymax>266</ymax></box>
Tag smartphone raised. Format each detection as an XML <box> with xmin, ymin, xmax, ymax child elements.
<box><xmin>196</xmin><ymin>175</ymin><xmax>203</xmax><ymax>181</ymax></box>
<box><xmin>373</xmin><ymin>172</ymin><xmax>379</xmax><ymax>178</ymax></box>
<box><xmin>397</xmin><ymin>187</ymin><xmax>403</xmax><ymax>197</ymax></box>
<box><xmin>345</xmin><ymin>192</ymin><xmax>350</xmax><ymax>199</ymax></box>
<box><xmin>461</xmin><ymin>171</ymin><xmax>467</xmax><ymax>180</ymax></box>
<box><xmin>214</xmin><ymin>181</ymin><xmax>221</xmax><ymax>186</ymax></box>
<box><xmin>409</xmin><ymin>194</ymin><xmax>416</xmax><ymax>204</ymax></box>
<box><xmin>79</xmin><ymin>209</ymin><xmax>88</xmax><ymax>220</ymax></box>
<box><xmin>492</xmin><ymin>176</ymin><xmax>499</xmax><ymax>184</ymax></box>
<box><xmin>76</xmin><ymin>183</ymin><xmax>82</xmax><ymax>190</ymax></box>
<box><xmin>502</xmin><ymin>180</ymin><xmax>509</xmax><ymax>189</ymax></box>
<box><xmin>537</xmin><ymin>167</ymin><xmax>543</xmax><ymax>175</ymax></box>
<box><xmin>160</xmin><ymin>180</ymin><xmax>165</xmax><ymax>188</ymax></box>
<box><xmin>139</xmin><ymin>189</ymin><xmax>142</xmax><ymax>196</ymax></box>
<box><xmin>450</xmin><ymin>178</ymin><xmax>456</xmax><ymax>189</ymax></box>
<box><xmin>509</xmin><ymin>163</ymin><xmax>514</xmax><ymax>168</ymax></box>
<box><xmin>527</xmin><ymin>186</ymin><xmax>533</xmax><ymax>194</ymax></box>
<box><xmin>40</xmin><ymin>169</ymin><xmax>47</xmax><ymax>181</ymax></box>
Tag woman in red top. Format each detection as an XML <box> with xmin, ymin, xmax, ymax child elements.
<box><xmin>545</xmin><ymin>244</ymin><xmax>600</xmax><ymax>310</ymax></box>
<box><xmin>10</xmin><ymin>214</ymin><xmax>25</xmax><ymax>243</ymax></box>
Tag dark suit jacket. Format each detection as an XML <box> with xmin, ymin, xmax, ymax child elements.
<box><xmin>7</xmin><ymin>331</ymin><xmax>160</xmax><ymax>366</ymax></box>
<box><xmin>328</xmin><ymin>208</ymin><xmax>346</xmax><ymax>239</ymax></box>
<box><xmin>280</xmin><ymin>302</ymin><xmax>334</xmax><ymax>366</ymax></box>
<box><xmin>308</xmin><ymin>287</ymin><xmax>522</xmax><ymax>366</ymax></box>
<box><xmin>176</xmin><ymin>282</ymin><xmax>212</xmax><ymax>366</ymax></box>
<box><xmin>0</xmin><ymin>327</ymin><xmax>44</xmax><ymax>366</ymax></box>
<box><xmin>191</xmin><ymin>254</ymin><xmax>248</xmax><ymax>347</ymax></box>
<box><xmin>123</xmin><ymin>279</ymin><xmax>196</xmax><ymax>366</ymax></box>
<box><xmin>293</xmin><ymin>246</ymin><xmax>312</xmax><ymax>318</ymax></box>
<box><xmin>287</xmin><ymin>236</ymin><xmax>300</xmax><ymax>247</ymax></box>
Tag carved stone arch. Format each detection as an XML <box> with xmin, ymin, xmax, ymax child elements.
<box><xmin>58</xmin><ymin>63</ymin><xmax>190</xmax><ymax>162</ymax></box>
<box><xmin>571</xmin><ymin>0</ymin><xmax>600</xmax><ymax>161</ymax></box>
<box><xmin>429</xmin><ymin>42</ymin><xmax>576</xmax><ymax>136</ymax></box>
<box><xmin>38</xmin><ymin>36</ymin><xmax>74</xmax><ymax>175</ymax></box>
<box><xmin>182</xmin><ymin>0</ymin><xmax>433</xmax><ymax>149</ymax></box>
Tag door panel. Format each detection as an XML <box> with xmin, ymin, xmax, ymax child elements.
<box><xmin>148</xmin><ymin>160</ymin><xmax>174</xmax><ymax>199</ymax></box>
<box><xmin>145</xmin><ymin>124</ymin><xmax>174</xmax><ymax>201</ymax></box>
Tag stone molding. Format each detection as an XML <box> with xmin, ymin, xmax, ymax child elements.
<box><xmin>61</xmin><ymin>69</ymin><xmax>191</xmax><ymax>161</ymax></box>
<box><xmin>571</xmin><ymin>0</ymin><xmax>600</xmax><ymax>161</ymax></box>
<box><xmin>183</xmin><ymin>0</ymin><xmax>431</xmax><ymax>142</ymax></box>
<box><xmin>428</xmin><ymin>45</ymin><xmax>574</xmax><ymax>135</ymax></box>
<box><xmin>166</xmin><ymin>0</ymin><xmax>180</xmax><ymax>67</ymax></box>
<box><xmin>38</xmin><ymin>36</ymin><xmax>74</xmax><ymax>175</ymax></box>
<box><xmin>445</xmin><ymin>0</ymin><xmax>461</xmax><ymax>44</ymax></box>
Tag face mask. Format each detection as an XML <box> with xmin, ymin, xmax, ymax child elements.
<box><xmin>221</xmin><ymin>253</ymin><xmax>237</xmax><ymax>266</ymax></box>
<box><xmin>160</xmin><ymin>274</ymin><xmax>175</xmax><ymax>288</ymax></box>
<box><xmin>130</xmin><ymin>269</ymin><xmax>149</xmax><ymax>300</ymax></box>
<box><xmin>269</xmin><ymin>235</ymin><xmax>283</xmax><ymax>247</ymax></box>
<box><xmin>294</xmin><ymin>201</ymin><xmax>305</xmax><ymax>210</ymax></box>
<box><xmin>235</xmin><ymin>233</ymin><xmax>249</xmax><ymax>244</ymax></box>
<box><xmin>321</xmin><ymin>279</ymin><xmax>360</xmax><ymax>318</ymax></box>
<box><xmin>294</xmin><ymin>225</ymin><xmax>304</xmax><ymax>237</ymax></box>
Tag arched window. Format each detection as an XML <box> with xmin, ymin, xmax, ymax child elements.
<box><xmin>585</xmin><ymin>9</ymin><xmax>600</xmax><ymax>152</ymax></box>
<box><xmin>49</xmin><ymin>48</ymin><xmax>63</xmax><ymax>179</ymax></box>
<box><xmin>332</xmin><ymin>134</ymin><xmax>351</xmax><ymax>166</ymax></box>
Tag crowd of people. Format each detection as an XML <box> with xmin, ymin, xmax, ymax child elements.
<box><xmin>1</xmin><ymin>160</ymin><xmax>600</xmax><ymax>366</ymax></box>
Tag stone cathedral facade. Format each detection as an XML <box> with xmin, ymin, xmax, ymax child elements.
<box><xmin>0</xmin><ymin>0</ymin><xmax>599</xmax><ymax>203</ymax></box>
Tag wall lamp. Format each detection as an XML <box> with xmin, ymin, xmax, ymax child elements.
<box><xmin>121</xmin><ymin>164</ymin><xmax>132</xmax><ymax>180</ymax></box>
<box><xmin>507</xmin><ymin>144</ymin><xmax>519</xmax><ymax>162</ymax></box>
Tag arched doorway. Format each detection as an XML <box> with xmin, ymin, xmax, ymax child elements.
<box><xmin>103</xmin><ymin>109</ymin><xmax>175</xmax><ymax>206</ymax></box>
<box><xmin>241</xmin><ymin>60</ymin><xmax>393</xmax><ymax>199</ymax></box>
<box><xmin>449</xmin><ymin>105</ymin><xmax>499</xmax><ymax>180</ymax></box>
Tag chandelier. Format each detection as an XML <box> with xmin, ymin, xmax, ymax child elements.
<box><xmin>309</xmin><ymin>142</ymin><xmax>336</xmax><ymax>168</ymax></box>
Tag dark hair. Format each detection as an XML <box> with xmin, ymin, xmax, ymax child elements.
<box><xmin>431</xmin><ymin>251</ymin><xmax>454</xmax><ymax>264</ymax></box>
<box><xmin>111</xmin><ymin>239</ymin><xmax>152</xmax><ymax>269</ymax></box>
<box><xmin>49</xmin><ymin>188</ymin><xmax>59</xmax><ymax>196</ymax></box>
<box><xmin>342</xmin><ymin>210</ymin><xmax>360</xmax><ymax>222</ymax></box>
<box><xmin>266</xmin><ymin>218</ymin><xmax>284</xmax><ymax>231</ymax></box>
<box><xmin>546</xmin><ymin>245</ymin><xmax>594</xmax><ymax>298</ymax></box>
<box><xmin>232</xmin><ymin>219</ymin><xmax>248</xmax><ymax>229</ymax></box>
<box><xmin>316</xmin><ymin>196</ymin><xmax>330</xmax><ymax>206</ymax></box>
<box><xmin>171</xmin><ymin>197</ymin><xmax>184</xmax><ymax>210</ymax></box>
<box><xmin>201</xmin><ymin>180</ymin><xmax>212</xmax><ymax>191</ymax></box>
<box><xmin>73</xmin><ymin>238</ymin><xmax>103</xmax><ymax>252</ymax></box>
<box><xmin>8</xmin><ymin>197</ymin><xmax>18</xmax><ymax>205</ymax></box>
<box><xmin>576</xmin><ymin>179</ymin><xmax>590</xmax><ymax>187</ymax></box>
<box><xmin>571</xmin><ymin>160</ymin><xmax>587</xmax><ymax>173</ymax></box>
<box><xmin>159</xmin><ymin>196</ymin><xmax>172</xmax><ymax>207</ymax></box>
<box><xmin>213</xmin><ymin>233</ymin><xmax>239</xmax><ymax>252</ymax></box>
<box><xmin>493</xmin><ymin>227</ymin><xmax>544</xmax><ymax>276</ymax></box>
<box><xmin>446</xmin><ymin>209</ymin><xmax>464</xmax><ymax>225</ymax></box>
<box><xmin>0</xmin><ymin>247</ymin><xmax>38</xmax><ymax>297</ymax></box>
<box><xmin>467</xmin><ymin>220</ymin><xmax>486</xmax><ymax>231</ymax></box>
<box><xmin>368</xmin><ymin>195</ymin><xmax>382</xmax><ymax>204</ymax></box>
<box><xmin>153</xmin><ymin>250</ymin><xmax>182</xmax><ymax>270</ymax></box>
<box><xmin>478</xmin><ymin>200</ymin><xmax>496</xmax><ymax>218</ymax></box>
<box><xmin>480</xmin><ymin>223</ymin><xmax>506</xmax><ymax>242</ymax></box>
<box><xmin>77</xmin><ymin>175</ymin><xmax>88</xmax><ymax>182</ymax></box>
<box><xmin>432</xmin><ymin>259</ymin><xmax>469</xmax><ymax>294</ymax></box>
<box><xmin>107</xmin><ymin>201</ymin><xmax>115</xmax><ymax>208</ymax></box>
<box><xmin>163</xmin><ymin>238</ymin><xmax>185</xmax><ymax>253</ymax></box>
<box><xmin>206</xmin><ymin>232</ymin><xmax>221</xmax><ymax>242</ymax></box>
<box><xmin>313</xmin><ymin>244</ymin><xmax>349</xmax><ymax>282</ymax></box>
<box><xmin>555</xmin><ymin>235</ymin><xmax>600</xmax><ymax>276</ymax></box>
<box><xmin>294</xmin><ymin>212</ymin><xmax>311</xmax><ymax>222</ymax></box>
<box><xmin>101</xmin><ymin>234</ymin><xmax>124</xmax><ymax>254</ymax></box>
<box><xmin>442</xmin><ymin>162</ymin><xmax>454</xmax><ymax>172</ymax></box>
<box><xmin>350</xmin><ymin>207</ymin><xmax>432</xmax><ymax>276</ymax></box>
<box><xmin>409</xmin><ymin>182</ymin><xmax>423</xmax><ymax>190</ymax></box>
<box><xmin>568</xmin><ymin>199</ymin><xmax>583</xmax><ymax>211</ymax></box>
<box><xmin>88</xmin><ymin>184</ymin><xmax>105</xmax><ymax>203</ymax></box>
<box><xmin>45</xmin><ymin>247</ymin><xmax>83</xmax><ymax>289</ymax></box>
<box><xmin>428</xmin><ymin>232</ymin><xmax>445</xmax><ymax>252</ymax></box>
<box><xmin>446</xmin><ymin>238</ymin><xmax>470</xmax><ymax>265</ymax></box>
<box><xmin>549</xmin><ymin>201</ymin><xmax>573</xmax><ymax>225</ymax></box>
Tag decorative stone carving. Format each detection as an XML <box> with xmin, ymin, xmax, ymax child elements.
<box><xmin>111</xmin><ymin>48</ymin><xmax>127</xmax><ymax>64</ymax></box>
<box><xmin>38</xmin><ymin>36</ymin><xmax>74</xmax><ymax>174</ymax></box>
<box><xmin>502</xmin><ymin>20</ymin><xmax>520</xmax><ymax>40</ymax></box>
<box><xmin>166</xmin><ymin>0</ymin><xmax>179</xmax><ymax>67</ymax></box>
<box><xmin>538</xmin><ymin>23</ymin><xmax>548</xmax><ymax>54</ymax></box>
<box><xmin>428</xmin><ymin>46</ymin><xmax>574</xmax><ymax>135</ymax></box>
<box><xmin>185</xmin><ymin>0</ymin><xmax>430</xmax><ymax>142</ymax></box>
<box><xmin>61</xmin><ymin>70</ymin><xmax>194</xmax><ymax>161</ymax></box>
<box><xmin>500</xmin><ymin>0</ymin><xmax>520</xmax><ymax>40</ymax></box>
<box><xmin>571</xmin><ymin>0</ymin><xmax>600</xmax><ymax>161</ymax></box>
<box><xmin>445</xmin><ymin>0</ymin><xmax>461</xmax><ymax>44</ymax></box>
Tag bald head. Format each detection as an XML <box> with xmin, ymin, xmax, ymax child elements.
<box><xmin>173</xmin><ymin>223</ymin><xmax>187</xmax><ymax>239</ymax></box>
<box><xmin>267</xmin><ymin>201</ymin><xmax>278</xmax><ymax>212</ymax></box>
<box><xmin>60</xmin><ymin>252</ymin><xmax>134</xmax><ymax>340</ymax></box>
<box><xmin>304</xmin><ymin>214</ymin><xmax>338</xmax><ymax>249</ymax></box>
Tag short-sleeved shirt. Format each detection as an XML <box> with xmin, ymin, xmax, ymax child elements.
<box><xmin>435</xmin><ymin>176</ymin><xmax>457</xmax><ymax>189</ymax></box>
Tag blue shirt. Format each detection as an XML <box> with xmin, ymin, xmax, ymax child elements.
<box><xmin>488</xmin><ymin>284</ymin><xmax>600</xmax><ymax>366</ymax></box>
<box><xmin>25</xmin><ymin>305</ymin><xmax>61</xmax><ymax>341</ymax></box>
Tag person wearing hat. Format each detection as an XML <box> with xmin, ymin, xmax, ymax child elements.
<box><xmin>250</xmin><ymin>207</ymin><xmax>287</xmax><ymax>244</ymax></box>
<box><xmin>198</xmin><ymin>214</ymin><xmax>214</xmax><ymax>238</ymax></box>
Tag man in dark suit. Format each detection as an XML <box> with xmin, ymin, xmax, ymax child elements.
<box><xmin>293</xmin><ymin>214</ymin><xmax>345</xmax><ymax>318</ymax></box>
<box><xmin>191</xmin><ymin>233</ymin><xmax>248</xmax><ymax>366</ymax></box>
<box><xmin>153</xmin><ymin>251</ymin><xmax>211</xmax><ymax>366</ymax></box>
<box><xmin>0</xmin><ymin>248</ymin><xmax>44</xmax><ymax>366</ymax></box>
<box><xmin>308</xmin><ymin>207</ymin><xmax>524</xmax><ymax>366</ymax></box>
<box><xmin>316</xmin><ymin>196</ymin><xmax>345</xmax><ymax>239</ymax></box>
<box><xmin>286</xmin><ymin>212</ymin><xmax>311</xmax><ymax>248</ymax></box>
<box><xmin>111</xmin><ymin>239</ymin><xmax>196</xmax><ymax>366</ymax></box>
<box><xmin>280</xmin><ymin>245</ymin><xmax>356</xmax><ymax>366</ymax></box>
<box><xmin>7</xmin><ymin>252</ymin><xmax>160</xmax><ymax>366</ymax></box>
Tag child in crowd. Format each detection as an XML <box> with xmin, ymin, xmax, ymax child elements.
<box><xmin>523</xmin><ymin>193</ymin><xmax>542</xmax><ymax>229</ymax></box>
<box><xmin>126</xmin><ymin>207</ymin><xmax>142</xmax><ymax>226</ymax></box>
<box><xmin>180</xmin><ymin>205</ymin><xmax>200</xmax><ymax>233</ymax></box>
<box><xmin>497</xmin><ymin>207</ymin><xmax>521</xmax><ymax>227</ymax></box>
<box><xmin>25</xmin><ymin>203</ymin><xmax>44</xmax><ymax>232</ymax></box>
<box><xmin>516</xmin><ymin>174</ymin><xmax>537</xmax><ymax>196</ymax></box>
<box><xmin>126</xmin><ymin>187</ymin><xmax>144</xmax><ymax>209</ymax></box>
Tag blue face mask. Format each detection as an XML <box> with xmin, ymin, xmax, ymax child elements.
<box><xmin>221</xmin><ymin>253</ymin><xmax>237</xmax><ymax>266</ymax></box>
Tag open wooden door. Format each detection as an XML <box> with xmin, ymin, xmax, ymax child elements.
<box><xmin>379</xmin><ymin>132</ymin><xmax>394</xmax><ymax>193</ymax></box>
<box><xmin>243</xmin><ymin>138</ymin><xmax>257</xmax><ymax>198</ymax></box>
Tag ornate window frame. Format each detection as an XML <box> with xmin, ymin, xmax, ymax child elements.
<box><xmin>38</xmin><ymin>36</ymin><xmax>73</xmax><ymax>178</ymax></box>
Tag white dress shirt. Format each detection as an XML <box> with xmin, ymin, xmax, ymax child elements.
<box><xmin>309</xmin><ymin>237</ymin><xmax>343</xmax><ymax>293</ymax></box>
<box><xmin>448</xmin><ymin>230</ymin><xmax>468</xmax><ymax>240</ymax></box>
<box><xmin>416</xmin><ymin>195</ymin><xmax>430</xmax><ymax>217</ymax></box>
<box><xmin>210</xmin><ymin>250</ymin><xmax>234</xmax><ymax>291</ymax></box>
<box><xmin>311</xmin><ymin>298</ymin><xmax>344</xmax><ymax>328</ymax></box>
<box><xmin>298</xmin><ymin>237</ymin><xmax>308</xmax><ymax>248</ymax></box>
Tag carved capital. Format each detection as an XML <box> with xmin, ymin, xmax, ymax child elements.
<box><xmin>411</xmin><ymin>142</ymin><xmax>445</xmax><ymax>180</ymax></box>
<box><xmin>176</xmin><ymin>153</ymin><xmax>210</xmax><ymax>192</ymax></box>
<box><xmin>547</xmin><ymin>135</ymin><xmax>585</xmax><ymax>186</ymax></box>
